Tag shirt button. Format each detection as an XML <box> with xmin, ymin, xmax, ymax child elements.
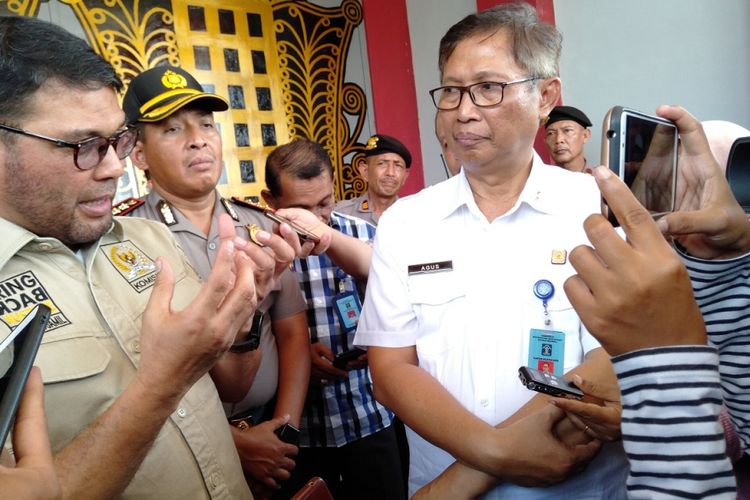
<box><xmin>131</xmin><ymin>340</ymin><xmax>140</xmax><ymax>353</ymax></box>
<box><xmin>313</xmin><ymin>298</ymin><xmax>324</xmax><ymax>306</ymax></box>
<box><xmin>311</xmin><ymin>270</ymin><xmax>320</xmax><ymax>278</ymax></box>
<box><xmin>177</xmin><ymin>407</ymin><xmax>187</xmax><ymax>418</ymax></box>
<box><xmin>208</xmin><ymin>242</ymin><xmax>217</xmax><ymax>250</ymax></box>
<box><xmin>480</xmin><ymin>398</ymin><xmax>489</xmax><ymax>407</ymax></box>
<box><xmin>209</xmin><ymin>472</ymin><xmax>221</xmax><ymax>489</ymax></box>
<box><xmin>38</xmin><ymin>242</ymin><xmax>53</xmax><ymax>251</ymax></box>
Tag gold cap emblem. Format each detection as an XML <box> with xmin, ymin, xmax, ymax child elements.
<box><xmin>365</xmin><ymin>136</ymin><xmax>379</xmax><ymax>150</ymax></box>
<box><xmin>161</xmin><ymin>70</ymin><xmax>188</xmax><ymax>90</ymax></box>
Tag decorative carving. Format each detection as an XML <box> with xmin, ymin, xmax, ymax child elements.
<box><xmin>59</xmin><ymin>0</ymin><xmax>179</xmax><ymax>88</ymax></box>
<box><xmin>272</xmin><ymin>0</ymin><xmax>368</xmax><ymax>200</ymax></box>
<box><xmin>5</xmin><ymin>0</ymin><xmax>370</xmax><ymax>202</ymax></box>
<box><xmin>0</xmin><ymin>0</ymin><xmax>41</xmax><ymax>16</ymax></box>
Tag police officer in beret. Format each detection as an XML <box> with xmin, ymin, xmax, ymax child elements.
<box><xmin>120</xmin><ymin>65</ymin><xmax>311</xmax><ymax>498</ymax></box>
<box><xmin>335</xmin><ymin>134</ymin><xmax>411</xmax><ymax>225</ymax></box>
<box><xmin>544</xmin><ymin>105</ymin><xmax>593</xmax><ymax>174</ymax></box>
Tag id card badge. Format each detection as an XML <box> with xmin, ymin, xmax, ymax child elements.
<box><xmin>333</xmin><ymin>290</ymin><xmax>361</xmax><ymax>333</ymax></box>
<box><xmin>527</xmin><ymin>329</ymin><xmax>565</xmax><ymax>377</ymax></box>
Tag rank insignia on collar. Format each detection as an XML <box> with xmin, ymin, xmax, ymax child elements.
<box><xmin>551</xmin><ymin>249</ymin><xmax>567</xmax><ymax>265</ymax></box>
<box><xmin>360</xmin><ymin>199</ymin><xmax>369</xmax><ymax>211</ymax></box>
<box><xmin>221</xmin><ymin>197</ymin><xmax>240</xmax><ymax>221</ymax></box>
<box><xmin>101</xmin><ymin>241</ymin><xmax>158</xmax><ymax>292</ymax></box>
<box><xmin>112</xmin><ymin>197</ymin><xmax>145</xmax><ymax>216</ymax></box>
<box><xmin>158</xmin><ymin>200</ymin><xmax>177</xmax><ymax>226</ymax></box>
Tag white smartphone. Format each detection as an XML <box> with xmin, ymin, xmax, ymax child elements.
<box><xmin>601</xmin><ymin>106</ymin><xmax>679</xmax><ymax>225</ymax></box>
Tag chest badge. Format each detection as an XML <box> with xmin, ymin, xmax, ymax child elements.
<box><xmin>550</xmin><ymin>249</ymin><xmax>567</xmax><ymax>265</ymax></box>
<box><xmin>101</xmin><ymin>241</ymin><xmax>158</xmax><ymax>292</ymax></box>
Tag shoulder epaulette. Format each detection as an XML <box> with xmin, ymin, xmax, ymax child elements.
<box><xmin>112</xmin><ymin>197</ymin><xmax>145</xmax><ymax>216</ymax></box>
<box><xmin>220</xmin><ymin>197</ymin><xmax>241</xmax><ymax>221</ymax></box>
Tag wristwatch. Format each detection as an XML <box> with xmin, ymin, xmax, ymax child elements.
<box><xmin>229</xmin><ymin>311</ymin><xmax>264</xmax><ymax>353</ymax></box>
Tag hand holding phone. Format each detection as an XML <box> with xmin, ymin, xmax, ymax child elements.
<box><xmin>0</xmin><ymin>305</ymin><xmax>51</xmax><ymax>448</ymax></box>
<box><xmin>601</xmin><ymin>106</ymin><xmax>679</xmax><ymax>225</ymax></box>
<box><xmin>518</xmin><ymin>366</ymin><xmax>584</xmax><ymax>400</ymax></box>
<box><xmin>274</xmin><ymin>423</ymin><xmax>300</xmax><ymax>446</ymax></box>
<box><xmin>332</xmin><ymin>348</ymin><xmax>366</xmax><ymax>370</ymax></box>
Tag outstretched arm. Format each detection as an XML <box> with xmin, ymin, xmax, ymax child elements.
<box><xmin>54</xmin><ymin>235</ymin><xmax>257</xmax><ymax>499</ymax></box>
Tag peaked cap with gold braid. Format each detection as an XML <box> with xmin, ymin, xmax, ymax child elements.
<box><xmin>123</xmin><ymin>65</ymin><xmax>228</xmax><ymax>124</ymax></box>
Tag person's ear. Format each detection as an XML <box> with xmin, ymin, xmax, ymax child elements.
<box><xmin>582</xmin><ymin>128</ymin><xmax>592</xmax><ymax>143</ymax></box>
<box><xmin>356</xmin><ymin>157</ymin><xmax>368</xmax><ymax>179</ymax></box>
<box><xmin>261</xmin><ymin>189</ymin><xmax>277</xmax><ymax>209</ymax></box>
<box><xmin>129</xmin><ymin>140</ymin><xmax>149</xmax><ymax>172</ymax></box>
<box><xmin>537</xmin><ymin>77</ymin><xmax>562</xmax><ymax>119</ymax></box>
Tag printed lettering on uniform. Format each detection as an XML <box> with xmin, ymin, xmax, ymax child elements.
<box><xmin>407</xmin><ymin>260</ymin><xmax>454</xmax><ymax>275</ymax></box>
<box><xmin>0</xmin><ymin>271</ymin><xmax>69</xmax><ymax>331</ymax></box>
<box><xmin>101</xmin><ymin>241</ymin><xmax>158</xmax><ymax>293</ymax></box>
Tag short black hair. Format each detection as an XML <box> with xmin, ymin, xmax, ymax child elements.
<box><xmin>265</xmin><ymin>139</ymin><xmax>334</xmax><ymax>198</ymax></box>
<box><xmin>0</xmin><ymin>16</ymin><xmax>121</xmax><ymax>124</ymax></box>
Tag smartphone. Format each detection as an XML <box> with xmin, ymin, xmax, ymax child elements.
<box><xmin>518</xmin><ymin>366</ymin><xmax>584</xmax><ymax>400</ymax></box>
<box><xmin>727</xmin><ymin>136</ymin><xmax>750</xmax><ymax>212</ymax></box>
<box><xmin>333</xmin><ymin>348</ymin><xmax>366</xmax><ymax>370</ymax></box>
<box><xmin>0</xmin><ymin>304</ymin><xmax>51</xmax><ymax>447</ymax></box>
<box><xmin>274</xmin><ymin>422</ymin><xmax>300</xmax><ymax>446</ymax></box>
<box><xmin>230</xmin><ymin>196</ymin><xmax>321</xmax><ymax>244</ymax></box>
<box><xmin>601</xmin><ymin>106</ymin><xmax>679</xmax><ymax>225</ymax></box>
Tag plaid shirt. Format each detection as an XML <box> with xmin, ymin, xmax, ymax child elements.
<box><xmin>292</xmin><ymin>212</ymin><xmax>393</xmax><ymax>447</ymax></box>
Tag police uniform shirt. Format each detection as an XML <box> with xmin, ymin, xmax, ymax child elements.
<box><xmin>355</xmin><ymin>153</ymin><xmax>629</xmax><ymax>498</ymax></box>
<box><xmin>0</xmin><ymin>216</ymin><xmax>250</xmax><ymax>499</ymax></box>
<box><xmin>129</xmin><ymin>190</ymin><xmax>306</xmax><ymax>411</ymax></box>
<box><xmin>334</xmin><ymin>193</ymin><xmax>381</xmax><ymax>226</ymax></box>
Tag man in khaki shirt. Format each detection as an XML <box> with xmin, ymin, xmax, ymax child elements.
<box><xmin>123</xmin><ymin>65</ymin><xmax>310</xmax><ymax>496</ymax></box>
<box><xmin>0</xmin><ymin>16</ymin><xmax>295</xmax><ymax>499</ymax></box>
<box><xmin>335</xmin><ymin>134</ymin><xmax>411</xmax><ymax>225</ymax></box>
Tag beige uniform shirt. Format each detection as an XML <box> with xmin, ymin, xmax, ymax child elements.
<box><xmin>0</xmin><ymin>216</ymin><xmax>250</xmax><ymax>499</ymax></box>
<box><xmin>129</xmin><ymin>191</ymin><xmax>306</xmax><ymax>412</ymax></box>
<box><xmin>335</xmin><ymin>193</ymin><xmax>385</xmax><ymax>226</ymax></box>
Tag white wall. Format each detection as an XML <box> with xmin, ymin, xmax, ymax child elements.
<box><xmin>555</xmin><ymin>0</ymin><xmax>750</xmax><ymax>166</ymax></box>
<box><xmin>407</xmin><ymin>0</ymin><xmax>750</xmax><ymax>186</ymax></box>
<box><xmin>407</xmin><ymin>0</ymin><xmax>475</xmax><ymax>186</ymax></box>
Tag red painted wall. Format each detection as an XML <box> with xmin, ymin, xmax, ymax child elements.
<box><xmin>361</xmin><ymin>0</ymin><xmax>425</xmax><ymax>195</ymax></box>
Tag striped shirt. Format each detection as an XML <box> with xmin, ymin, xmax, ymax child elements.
<box><xmin>291</xmin><ymin>212</ymin><xmax>393</xmax><ymax>447</ymax></box>
<box><xmin>613</xmin><ymin>346</ymin><xmax>736</xmax><ymax>499</ymax></box>
<box><xmin>683</xmin><ymin>250</ymin><xmax>750</xmax><ymax>453</ymax></box>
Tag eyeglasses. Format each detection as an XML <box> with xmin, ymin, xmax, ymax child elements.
<box><xmin>0</xmin><ymin>124</ymin><xmax>137</xmax><ymax>170</ymax></box>
<box><xmin>429</xmin><ymin>77</ymin><xmax>539</xmax><ymax>111</ymax></box>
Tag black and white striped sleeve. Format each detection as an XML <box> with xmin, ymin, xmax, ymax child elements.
<box><xmin>612</xmin><ymin>346</ymin><xmax>736</xmax><ymax>499</ymax></box>
<box><xmin>682</xmin><ymin>250</ymin><xmax>750</xmax><ymax>453</ymax></box>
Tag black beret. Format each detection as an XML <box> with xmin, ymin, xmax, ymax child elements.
<box><xmin>545</xmin><ymin>106</ymin><xmax>592</xmax><ymax>129</ymax></box>
<box><xmin>363</xmin><ymin>134</ymin><xmax>412</xmax><ymax>168</ymax></box>
<box><xmin>123</xmin><ymin>65</ymin><xmax>228</xmax><ymax>124</ymax></box>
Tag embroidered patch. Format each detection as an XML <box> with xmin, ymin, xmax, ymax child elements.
<box><xmin>101</xmin><ymin>241</ymin><xmax>158</xmax><ymax>292</ymax></box>
<box><xmin>0</xmin><ymin>271</ymin><xmax>70</xmax><ymax>331</ymax></box>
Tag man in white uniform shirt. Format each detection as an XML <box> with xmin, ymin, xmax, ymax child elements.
<box><xmin>355</xmin><ymin>4</ymin><xmax>628</xmax><ymax>498</ymax></box>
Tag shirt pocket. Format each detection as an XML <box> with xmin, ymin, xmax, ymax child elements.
<box><xmin>36</xmin><ymin>331</ymin><xmax>111</xmax><ymax>383</ymax></box>
<box><xmin>408</xmin><ymin>271</ymin><xmax>466</xmax><ymax>360</ymax></box>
